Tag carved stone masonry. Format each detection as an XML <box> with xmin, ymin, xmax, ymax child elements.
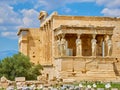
<box><xmin>76</xmin><ymin>34</ymin><xmax>82</xmax><ymax>56</ymax></box>
<box><xmin>56</xmin><ymin>36</ymin><xmax>61</xmax><ymax>56</ymax></box>
<box><xmin>91</xmin><ymin>34</ymin><xmax>97</xmax><ymax>56</ymax></box>
<box><xmin>60</xmin><ymin>34</ymin><xmax>67</xmax><ymax>56</ymax></box>
<box><xmin>107</xmin><ymin>35</ymin><xmax>112</xmax><ymax>56</ymax></box>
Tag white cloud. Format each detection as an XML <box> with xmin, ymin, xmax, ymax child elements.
<box><xmin>0</xmin><ymin>0</ymin><xmax>29</xmax><ymax>5</ymax></box>
<box><xmin>96</xmin><ymin>0</ymin><xmax>120</xmax><ymax>16</ymax></box>
<box><xmin>0</xmin><ymin>19</ymin><xmax>3</xmax><ymax>23</ymax></box>
<box><xmin>106</xmin><ymin>0</ymin><xmax>120</xmax><ymax>8</ymax></box>
<box><xmin>21</xmin><ymin>9</ymin><xmax>40</xmax><ymax>27</ymax></box>
<box><xmin>0</xmin><ymin>4</ymin><xmax>22</xmax><ymax>26</ymax></box>
<box><xmin>0</xmin><ymin>3</ymin><xmax>40</xmax><ymax>39</ymax></box>
<box><xmin>1</xmin><ymin>32</ymin><xmax>17</xmax><ymax>39</ymax></box>
<box><xmin>96</xmin><ymin>0</ymin><xmax>120</xmax><ymax>8</ymax></box>
<box><xmin>101</xmin><ymin>8</ymin><xmax>120</xmax><ymax>17</ymax></box>
<box><xmin>96</xmin><ymin>0</ymin><xmax>109</xmax><ymax>5</ymax></box>
<box><xmin>35</xmin><ymin>0</ymin><xmax>120</xmax><ymax>17</ymax></box>
<box><xmin>35</xmin><ymin>0</ymin><xmax>65</xmax><ymax>10</ymax></box>
<box><xmin>35</xmin><ymin>0</ymin><xmax>95</xmax><ymax>10</ymax></box>
<box><xmin>63</xmin><ymin>8</ymin><xmax>72</xmax><ymax>13</ymax></box>
<box><xmin>0</xmin><ymin>3</ymin><xmax>22</xmax><ymax>39</ymax></box>
<box><xmin>65</xmin><ymin>0</ymin><xmax>95</xmax><ymax>3</ymax></box>
<box><xmin>0</xmin><ymin>26</ymin><xmax>7</xmax><ymax>31</ymax></box>
<box><xmin>1</xmin><ymin>32</ymin><xmax>16</xmax><ymax>36</ymax></box>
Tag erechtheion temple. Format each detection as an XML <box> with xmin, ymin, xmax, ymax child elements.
<box><xmin>18</xmin><ymin>11</ymin><xmax>120</xmax><ymax>81</ymax></box>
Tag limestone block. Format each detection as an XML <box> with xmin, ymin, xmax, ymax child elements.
<box><xmin>61</xmin><ymin>59</ymin><xmax>73</xmax><ymax>71</ymax></box>
<box><xmin>1</xmin><ymin>83</ymin><xmax>9</xmax><ymax>89</ymax></box>
<box><xmin>97</xmin><ymin>88</ymin><xmax>104</xmax><ymax>90</ymax></box>
<box><xmin>73</xmin><ymin>60</ymin><xmax>85</xmax><ymax>71</ymax></box>
<box><xmin>15</xmin><ymin>77</ymin><xmax>25</xmax><ymax>82</ymax></box>
<box><xmin>111</xmin><ymin>88</ymin><xmax>118</xmax><ymax>90</ymax></box>
<box><xmin>0</xmin><ymin>76</ymin><xmax>8</xmax><ymax>83</ymax></box>
<box><xmin>62</xmin><ymin>78</ymin><xmax>76</xmax><ymax>83</ymax></box>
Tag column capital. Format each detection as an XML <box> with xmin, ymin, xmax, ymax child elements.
<box><xmin>105</xmin><ymin>34</ymin><xmax>112</xmax><ymax>37</ymax></box>
<box><xmin>92</xmin><ymin>34</ymin><xmax>96</xmax><ymax>39</ymax></box>
<box><xmin>77</xmin><ymin>34</ymin><xmax>81</xmax><ymax>39</ymax></box>
<box><xmin>61</xmin><ymin>33</ymin><xmax>65</xmax><ymax>38</ymax></box>
<box><xmin>92</xmin><ymin>29</ymin><xmax>97</xmax><ymax>39</ymax></box>
<box><xmin>108</xmin><ymin>34</ymin><xmax>112</xmax><ymax>39</ymax></box>
<box><xmin>46</xmin><ymin>23</ymin><xmax>49</xmax><ymax>30</ymax></box>
<box><xmin>43</xmin><ymin>24</ymin><xmax>47</xmax><ymax>31</ymax></box>
<box><xmin>57</xmin><ymin>35</ymin><xmax>61</xmax><ymax>40</ymax></box>
<box><xmin>105</xmin><ymin>34</ymin><xmax>112</xmax><ymax>41</ymax></box>
<box><xmin>91</xmin><ymin>37</ymin><xmax>97</xmax><ymax>56</ymax></box>
<box><xmin>76</xmin><ymin>36</ymin><xmax>82</xmax><ymax>56</ymax></box>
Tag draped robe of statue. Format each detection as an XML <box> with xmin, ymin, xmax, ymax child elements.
<box><xmin>91</xmin><ymin>38</ymin><xmax>97</xmax><ymax>56</ymax></box>
<box><xmin>60</xmin><ymin>38</ymin><xmax>67</xmax><ymax>56</ymax></box>
<box><xmin>107</xmin><ymin>39</ymin><xmax>112</xmax><ymax>56</ymax></box>
<box><xmin>56</xmin><ymin>39</ymin><xmax>61</xmax><ymax>56</ymax></box>
<box><xmin>76</xmin><ymin>38</ymin><xmax>82</xmax><ymax>56</ymax></box>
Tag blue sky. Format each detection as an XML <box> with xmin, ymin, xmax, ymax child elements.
<box><xmin>0</xmin><ymin>0</ymin><xmax>120</xmax><ymax>53</ymax></box>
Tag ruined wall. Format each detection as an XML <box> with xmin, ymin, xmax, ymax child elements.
<box><xmin>19</xmin><ymin>31</ymin><xmax>29</xmax><ymax>56</ymax></box>
<box><xmin>19</xmin><ymin>41</ymin><xmax>28</xmax><ymax>56</ymax></box>
<box><xmin>18</xmin><ymin>28</ymin><xmax>52</xmax><ymax>65</ymax></box>
<box><xmin>27</xmin><ymin>28</ymin><xmax>41</xmax><ymax>64</ymax></box>
<box><xmin>26</xmin><ymin>28</ymin><xmax>52</xmax><ymax>65</ymax></box>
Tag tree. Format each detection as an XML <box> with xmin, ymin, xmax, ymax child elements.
<box><xmin>0</xmin><ymin>52</ymin><xmax>43</xmax><ymax>80</ymax></box>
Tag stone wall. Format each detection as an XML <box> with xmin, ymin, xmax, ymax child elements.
<box><xmin>54</xmin><ymin>57</ymin><xmax>119</xmax><ymax>81</ymax></box>
<box><xmin>18</xmin><ymin>28</ymin><xmax>52</xmax><ymax>65</ymax></box>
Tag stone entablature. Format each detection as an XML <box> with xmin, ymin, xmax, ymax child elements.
<box><xmin>53</xmin><ymin>15</ymin><xmax>120</xmax><ymax>21</ymax></box>
<box><xmin>17</xmin><ymin>28</ymin><xmax>29</xmax><ymax>36</ymax></box>
<box><xmin>54</xmin><ymin>25</ymin><xmax>114</xmax><ymax>36</ymax></box>
<box><xmin>17</xmin><ymin>28</ymin><xmax>29</xmax><ymax>43</ymax></box>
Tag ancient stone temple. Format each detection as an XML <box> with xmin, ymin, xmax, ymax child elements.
<box><xmin>17</xmin><ymin>11</ymin><xmax>120</xmax><ymax>81</ymax></box>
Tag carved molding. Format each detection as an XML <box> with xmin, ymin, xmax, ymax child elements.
<box><xmin>54</xmin><ymin>25</ymin><xmax>114</xmax><ymax>36</ymax></box>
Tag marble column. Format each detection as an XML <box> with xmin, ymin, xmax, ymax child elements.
<box><xmin>106</xmin><ymin>35</ymin><xmax>112</xmax><ymax>56</ymax></box>
<box><xmin>91</xmin><ymin>34</ymin><xmax>97</xmax><ymax>56</ymax></box>
<box><xmin>76</xmin><ymin>34</ymin><xmax>82</xmax><ymax>56</ymax></box>
<box><xmin>102</xmin><ymin>40</ymin><xmax>105</xmax><ymax>57</ymax></box>
<box><xmin>56</xmin><ymin>36</ymin><xmax>61</xmax><ymax>56</ymax></box>
<box><xmin>60</xmin><ymin>34</ymin><xmax>67</xmax><ymax>56</ymax></box>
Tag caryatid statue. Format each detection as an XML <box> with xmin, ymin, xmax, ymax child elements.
<box><xmin>91</xmin><ymin>35</ymin><xmax>97</xmax><ymax>56</ymax></box>
<box><xmin>60</xmin><ymin>34</ymin><xmax>67</xmax><ymax>56</ymax></box>
<box><xmin>76</xmin><ymin>34</ymin><xmax>82</xmax><ymax>56</ymax></box>
<box><xmin>56</xmin><ymin>36</ymin><xmax>61</xmax><ymax>56</ymax></box>
<box><xmin>107</xmin><ymin>38</ymin><xmax>112</xmax><ymax>56</ymax></box>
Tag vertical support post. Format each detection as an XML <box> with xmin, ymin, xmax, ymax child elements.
<box><xmin>76</xmin><ymin>34</ymin><xmax>82</xmax><ymax>56</ymax></box>
<box><xmin>102</xmin><ymin>41</ymin><xmax>105</xmax><ymax>57</ymax></box>
<box><xmin>60</xmin><ymin>34</ymin><xmax>67</xmax><ymax>56</ymax></box>
<box><xmin>56</xmin><ymin>36</ymin><xmax>61</xmax><ymax>57</ymax></box>
<box><xmin>106</xmin><ymin>35</ymin><xmax>112</xmax><ymax>57</ymax></box>
<box><xmin>91</xmin><ymin>34</ymin><xmax>97</xmax><ymax>56</ymax></box>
